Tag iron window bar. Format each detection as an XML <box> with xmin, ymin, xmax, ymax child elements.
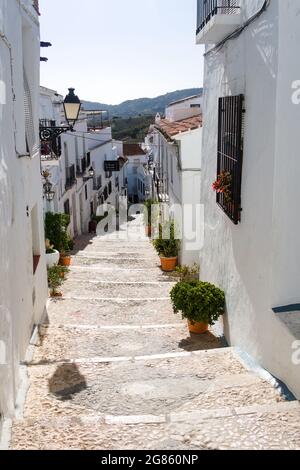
<box><xmin>216</xmin><ymin>94</ymin><xmax>244</xmax><ymax>225</ymax></box>
<box><xmin>65</xmin><ymin>164</ymin><xmax>76</xmax><ymax>190</ymax></box>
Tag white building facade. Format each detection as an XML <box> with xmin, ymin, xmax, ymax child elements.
<box><xmin>148</xmin><ymin>96</ymin><xmax>203</xmax><ymax>265</ymax></box>
<box><xmin>0</xmin><ymin>0</ymin><xmax>48</xmax><ymax>419</ymax></box>
<box><xmin>197</xmin><ymin>0</ymin><xmax>300</xmax><ymax>397</ymax></box>
<box><xmin>123</xmin><ymin>143</ymin><xmax>149</xmax><ymax>204</ymax></box>
<box><xmin>40</xmin><ymin>88</ymin><xmax>124</xmax><ymax>237</ymax></box>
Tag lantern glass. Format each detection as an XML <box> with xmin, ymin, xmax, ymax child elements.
<box><xmin>45</xmin><ymin>190</ymin><xmax>55</xmax><ymax>202</ymax></box>
<box><xmin>63</xmin><ymin>88</ymin><xmax>81</xmax><ymax>128</ymax></box>
<box><xmin>88</xmin><ymin>167</ymin><xmax>95</xmax><ymax>178</ymax></box>
<box><xmin>43</xmin><ymin>181</ymin><xmax>53</xmax><ymax>193</ymax></box>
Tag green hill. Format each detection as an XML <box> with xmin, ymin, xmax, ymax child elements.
<box><xmin>82</xmin><ymin>88</ymin><xmax>202</xmax><ymax>118</ymax></box>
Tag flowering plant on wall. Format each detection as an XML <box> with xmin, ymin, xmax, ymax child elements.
<box><xmin>212</xmin><ymin>170</ymin><xmax>232</xmax><ymax>203</ymax></box>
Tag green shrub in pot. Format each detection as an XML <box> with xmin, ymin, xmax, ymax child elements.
<box><xmin>45</xmin><ymin>212</ymin><xmax>71</xmax><ymax>254</ymax></box>
<box><xmin>152</xmin><ymin>221</ymin><xmax>180</xmax><ymax>258</ymax></box>
<box><xmin>170</xmin><ymin>280</ymin><xmax>225</xmax><ymax>326</ymax></box>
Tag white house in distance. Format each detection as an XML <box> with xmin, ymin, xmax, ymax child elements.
<box><xmin>148</xmin><ymin>95</ymin><xmax>202</xmax><ymax>265</ymax></box>
<box><xmin>0</xmin><ymin>0</ymin><xmax>48</xmax><ymax>419</ymax></box>
<box><xmin>122</xmin><ymin>143</ymin><xmax>149</xmax><ymax>203</ymax></box>
<box><xmin>197</xmin><ymin>0</ymin><xmax>300</xmax><ymax>397</ymax></box>
<box><xmin>40</xmin><ymin>87</ymin><xmax>124</xmax><ymax>238</ymax></box>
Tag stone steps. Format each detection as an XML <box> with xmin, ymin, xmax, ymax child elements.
<box><xmin>72</xmin><ymin>256</ymin><xmax>159</xmax><ymax>269</ymax></box>
<box><xmin>10</xmin><ymin>218</ymin><xmax>300</xmax><ymax>450</ymax></box>
<box><xmin>45</xmin><ymin>298</ymin><xmax>178</xmax><ymax>327</ymax></box>
<box><xmin>11</xmin><ymin>401</ymin><xmax>300</xmax><ymax>450</ymax></box>
<box><xmin>21</xmin><ymin>348</ymin><xmax>284</xmax><ymax>420</ymax></box>
<box><xmin>68</xmin><ymin>267</ymin><xmax>177</xmax><ymax>283</ymax></box>
<box><xmin>28</xmin><ymin>325</ymin><xmax>223</xmax><ymax>364</ymax></box>
<box><xmin>73</xmin><ymin>250</ymin><xmax>157</xmax><ymax>259</ymax></box>
<box><xmin>62</xmin><ymin>280</ymin><xmax>175</xmax><ymax>299</ymax></box>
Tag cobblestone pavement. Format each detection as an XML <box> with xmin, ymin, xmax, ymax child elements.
<box><xmin>10</xmin><ymin>216</ymin><xmax>300</xmax><ymax>450</ymax></box>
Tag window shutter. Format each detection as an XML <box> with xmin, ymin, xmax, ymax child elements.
<box><xmin>23</xmin><ymin>69</ymin><xmax>38</xmax><ymax>156</ymax></box>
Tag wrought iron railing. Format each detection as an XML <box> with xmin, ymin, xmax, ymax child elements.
<box><xmin>216</xmin><ymin>94</ymin><xmax>244</xmax><ymax>224</ymax></box>
<box><xmin>197</xmin><ymin>0</ymin><xmax>240</xmax><ymax>34</ymax></box>
<box><xmin>40</xmin><ymin>120</ymin><xmax>62</xmax><ymax>160</ymax></box>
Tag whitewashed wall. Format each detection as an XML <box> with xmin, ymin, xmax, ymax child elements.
<box><xmin>200</xmin><ymin>0</ymin><xmax>300</xmax><ymax>397</ymax></box>
<box><xmin>166</xmin><ymin>95</ymin><xmax>202</xmax><ymax>122</ymax></box>
<box><xmin>0</xmin><ymin>0</ymin><xmax>47</xmax><ymax>418</ymax></box>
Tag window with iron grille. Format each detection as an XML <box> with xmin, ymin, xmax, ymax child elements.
<box><xmin>81</xmin><ymin>157</ymin><xmax>87</xmax><ymax>174</ymax></box>
<box><xmin>216</xmin><ymin>94</ymin><xmax>244</xmax><ymax>225</ymax></box>
<box><xmin>65</xmin><ymin>164</ymin><xmax>76</xmax><ymax>190</ymax></box>
<box><xmin>103</xmin><ymin>187</ymin><xmax>108</xmax><ymax>201</ymax></box>
<box><xmin>64</xmin><ymin>199</ymin><xmax>70</xmax><ymax>215</ymax></box>
<box><xmin>86</xmin><ymin>152</ymin><xmax>91</xmax><ymax>167</ymax></box>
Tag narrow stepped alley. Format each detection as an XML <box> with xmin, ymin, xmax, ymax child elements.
<box><xmin>10</xmin><ymin>216</ymin><xmax>300</xmax><ymax>450</ymax></box>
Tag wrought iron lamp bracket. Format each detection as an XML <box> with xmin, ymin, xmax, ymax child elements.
<box><xmin>39</xmin><ymin>126</ymin><xmax>73</xmax><ymax>142</ymax></box>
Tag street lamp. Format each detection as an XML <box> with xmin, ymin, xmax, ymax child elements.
<box><xmin>42</xmin><ymin>170</ymin><xmax>55</xmax><ymax>202</ymax></box>
<box><xmin>63</xmin><ymin>88</ymin><xmax>81</xmax><ymax>129</ymax></box>
<box><xmin>40</xmin><ymin>88</ymin><xmax>81</xmax><ymax>142</ymax></box>
<box><xmin>83</xmin><ymin>167</ymin><xmax>95</xmax><ymax>181</ymax></box>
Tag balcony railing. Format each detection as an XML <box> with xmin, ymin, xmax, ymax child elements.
<box><xmin>40</xmin><ymin>119</ymin><xmax>62</xmax><ymax>160</ymax></box>
<box><xmin>197</xmin><ymin>0</ymin><xmax>240</xmax><ymax>35</ymax></box>
<box><xmin>65</xmin><ymin>164</ymin><xmax>76</xmax><ymax>190</ymax></box>
<box><xmin>93</xmin><ymin>175</ymin><xmax>102</xmax><ymax>191</ymax></box>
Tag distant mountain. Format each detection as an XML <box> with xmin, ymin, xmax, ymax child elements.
<box><xmin>82</xmin><ymin>88</ymin><xmax>203</xmax><ymax>118</ymax></box>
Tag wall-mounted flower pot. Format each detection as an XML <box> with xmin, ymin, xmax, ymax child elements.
<box><xmin>188</xmin><ymin>320</ymin><xmax>208</xmax><ymax>335</ymax></box>
<box><xmin>59</xmin><ymin>255</ymin><xmax>72</xmax><ymax>267</ymax></box>
<box><xmin>46</xmin><ymin>250</ymin><xmax>60</xmax><ymax>268</ymax></box>
<box><xmin>160</xmin><ymin>257</ymin><xmax>177</xmax><ymax>272</ymax></box>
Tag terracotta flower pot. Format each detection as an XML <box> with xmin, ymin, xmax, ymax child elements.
<box><xmin>60</xmin><ymin>255</ymin><xmax>71</xmax><ymax>267</ymax></box>
<box><xmin>145</xmin><ymin>225</ymin><xmax>152</xmax><ymax>237</ymax></box>
<box><xmin>50</xmin><ymin>291</ymin><xmax>63</xmax><ymax>298</ymax></box>
<box><xmin>188</xmin><ymin>320</ymin><xmax>208</xmax><ymax>335</ymax></box>
<box><xmin>160</xmin><ymin>256</ymin><xmax>177</xmax><ymax>272</ymax></box>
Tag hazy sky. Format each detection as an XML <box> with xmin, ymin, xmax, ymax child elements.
<box><xmin>39</xmin><ymin>0</ymin><xmax>204</xmax><ymax>104</ymax></box>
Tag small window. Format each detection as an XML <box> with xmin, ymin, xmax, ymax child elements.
<box><xmin>86</xmin><ymin>152</ymin><xmax>91</xmax><ymax>167</ymax></box>
<box><xmin>85</xmin><ymin>185</ymin><xmax>88</xmax><ymax>201</ymax></box>
<box><xmin>64</xmin><ymin>199</ymin><xmax>70</xmax><ymax>215</ymax></box>
<box><xmin>216</xmin><ymin>94</ymin><xmax>244</xmax><ymax>224</ymax></box>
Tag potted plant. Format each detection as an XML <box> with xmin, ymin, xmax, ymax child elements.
<box><xmin>45</xmin><ymin>239</ymin><xmax>60</xmax><ymax>268</ymax></box>
<box><xmin>60</xmin><ymin>236</ymin><xmax>74</xmax><ymax>267</ymax></box>
<box><xmin>144</xmin><ymin>200</ymin><xmax>158</xmax><ymax>237</ymax></box>
<box><xmin>170</xmin><ymin>280</ymin><xmax>225</xmax><ymax>334</ymax></box>
<box><xmin>174</xmin><ymin>264</ymin><xmax>200</xmax><ymax>281</ymax></box>
<box><xmin>212</xmin><ymin>170</ymin><xmax>232</xmax><ymax>203</ymax></box>
<box><xmin>153</xmin><ymin>222</ymin><xmax>180</xmax><ymax>272</ymax></box>
<box><xmin>45</xmin><ymin>212</ymin><xmax>73</xmax><ymax>267</ymax></box>
<box><xmin>47</xmin><ymin>265</ymin><xmax>69</xmax><ymax>298</ymax></box>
